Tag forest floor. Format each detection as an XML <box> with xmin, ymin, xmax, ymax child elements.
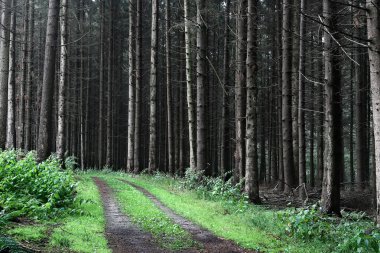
<box><xmin>3</xmin><ymin>171</ymin><xmax>379</xmax><ymax>253</ymax></box>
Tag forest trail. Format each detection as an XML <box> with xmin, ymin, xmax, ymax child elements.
<box><xmin>119</xmin><ymin>179</ymin><xmax>256</xmax><ymax>253</ymax></box>
<box><xmin>93</xmin><ymin>177</ymin><xmax>165</xmax><ymax>253</ymax></box>
<box><xmin>94</xmin><ymin>176</ymin><xmax>255</xmax><ymax>253</ymax></box>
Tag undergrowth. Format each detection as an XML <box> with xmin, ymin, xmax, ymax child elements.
<box><xmin>133</xmin><ymin>169</ymin><xmax>380</xmax><ymax>253</ymax></box>
<box><xmin>279</xmin><ymin>204</ymin><xmax>380</xmax><ymax>253</ymax></box>
<box><xmin>0</xmin><ymin>150</ymin><xmax>77</xmax><ymax>221</ymax></box>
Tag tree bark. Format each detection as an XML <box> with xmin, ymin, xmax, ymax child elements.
<box><xmin>235</xmin><ymin>0</ymin><xmax>247</xmax><ymax>182</ymax></box>
<box><xmin>321</xmin><ymin>0</ymin><xmax>343</xmax><ymax>215</ymax></box>
<box><xmin>0</xmin><ymin>0</ymin><xmax>12</xmax><ymax>149</ymax></box>
<box><xmin>56</xmin><ymin>0</ymin><xmax>68</xmax><ymax>161</ymax></box>
<box><xmin>166</xmin><ymin>0</ymin><xmax>174</xmax><ymax>174</ymax></box>
<box><xmin>245</xmin><ymin>0</ymin><xmax>260</xmax><ymax>203</ymax></box>
<box><xmin>133</xmin><ymin>0</ymin><xmax>141</xmax><ymax>173</ymax></box>
<box><xmin>148</xmin><ymin>0</ymin><xmax>158</xmax><ymax>172</ymax></box>
<box><xmin>220</xmin><ymin>0</ymin><xmax>231</xmax><ymax>178</ymax></box>
<box><xmin>98</xmin><ymin>0</ymin><xmax>105</xmax><ymax>168</ymax></box>
<box><xmin>106</xmin><ymin>1</ymin><xmax>113</xmax><ymax>167</ymax></box>
<box><xmin>5</xmin><ymin>0</ymin><xmax>16</xmax><ymax>149</ymax></box>
<box><xmin>366</xmin><ymin>0</ymin><xmax>380</xmax><ymax>224</ymax></box>
<box><xmin>127</xmin><ymin>0</ymin><xmax>135</xmax><ymax>171</ymax></box>
<box><xmin>17</xmin><ymin>1</ymin><xmax>29</xmax><ymax>149</ymax></box>
<box><xmin>196</xmin><ymin>0</ymin><xmax>207</xmax><ymax>172</ymax></box>
<box><xmin>37</xmin><ymin>0</ymin><xmax>60</xmax><ymax>161</ymax></box>
<box><xmin>282</xmin><ymin>0</ymin><xmax>295</xmax><ymax>193</ymax></box>
<box><xmin>298</xmin><ymin>0</ymin><xmax>306</xmax><ymax>199</ymax></box>
<box><xmin>184</xmin><ymin>0</ymin><xmax>196</xmax><ymax>170</ymax></box>
<box><xmin>24</xmin><ymin>0</ymin><xmax>34</xmax><ymax>151</ymax></box>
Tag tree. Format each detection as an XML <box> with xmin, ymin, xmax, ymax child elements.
<box><xmin>134</xmin><ymin>0</ymin><xmax>142</xmax><ymax>172</ymax></box>
<box><xmin>5</xmin><ymin>0</ymin><xmax>16</xmax><ymax>149</ymax></box>
<box><xmin>0</xmin><ymin>0</ymin><xmax>12</xmax><ymax>149</ymax></box>
<box><xmin>282</xmin><ymin>0</ymin><xmax>295</xmax><ymax>193</ymax></box>
<box><xmin>98</xmin><ymin>0</ymin><xmax>105</xmax><ymax>168</ymax></box>
<box><xmin>127</xmin><ymin>0</ymin><xmax>136</xmax><ymax>171</ymax></box>
<box><xmin>148</xmin><ymin>0</ymin><xmax>158</xmax><ymax>172</ymax></box>
<box><xmin>196</xmin><ymin>0</ymin><xmax>207</xmax><ymax>172</ymax></box>
<box><xmin>298</xmin><ymin>0</ymin><xmax>306</xmax><ymax>199</ymax></box>
<box><xmin>321</xmin><ymin>0</ymin><xmax>344</xmax><ymax>215</ymax></box>
<box><xmin>24</xmin><ymin>0</ymin><xmax>35</xmax><ymax>151</ymax></box>
<box><xmin>235</xmin><ymin>0</ymin><xmax>247</xmax><ymax>182</ymax></box>
<box><xmin>37</xmin><ymin>0</ymin><xmax>60</xmax><ymax>161</ymax></box>
<box><xmin>56</xmin><ymin>0</ymin><xmax>68</xmax><ymax>161</ymax></box>
<box><xmin>184</xmin><ymin>0</ymin><xmax>196</xmax><ymax>170</ymax></box>
<box><xmin>166</xmin><ymin>0</ymin><xmax>174</xmax><ymax>174</ymax></box>
<box><xmin>366</xmin><ymin>0</ymin><xmax>380</xmax><ymax>224</ymax></box>
<box><xmin>220</xmin><ymin>0</ymin><xmax>231</xmax><ymax>177</ymax></box>
<box><xmin>106</xmin><ymin>0</ymin><xmax>113</xmax><ymax>167</ymax></box>
<box><xmin>245</xmin><ymin>0</ymin><xmax>260</xmax><ymax>203</ymax></box>
<box><xmin>17</xmin><ymin>1</ymin><xmax>29</xmax><ymax>149</ymax></box>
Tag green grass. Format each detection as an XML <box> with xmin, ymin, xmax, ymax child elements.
<box><xmin>7</xmin><ymin>225</ymin><xmax>48</xmax><ymax>243</ymax></box>
<box><xmin>5</xmin><ymin>175</ymin><xmax>111</xmax><ymax>253</ymax></box>
<box><xmin>121</xmin><ymin>174</ymin><xmax>329</xmax><ymax>253</ymax></box>
<box><xmin>98</xmin><ymin>174</ymin><xmax>196</xmax><ymax>251</ymax></box>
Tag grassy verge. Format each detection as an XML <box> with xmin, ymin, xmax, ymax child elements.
<box><xmin>96</xmin><ymin>173</ymin><xmax>196</xmax><ymax>251</ymax></box>
<box><xmin>121</xmin><ymin>174</ymin><xmax>331</xmax><ymax>253</ymax></box>
<box><xmin>5</xmin><ymin>175</ymin><xmax>110</xmax><ymax>253</ymax></box>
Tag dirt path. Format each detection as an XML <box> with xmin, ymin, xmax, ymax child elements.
<box><xmin>93</xmin><ymin>177</ymin><xmax>165</xmax><ymax>253</ymax></box>
<box><xmin>120</xmin><ymin>179</ymin><xmax>257</xmax><ymax>253</ymax></box>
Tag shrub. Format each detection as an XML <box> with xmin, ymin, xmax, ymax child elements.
<box><xmin>279</xmin><ymin>203</ymin><xmax>380</xmax><ymax>252</ymax></box>
<box><xmin>0</xmin><ymin>150</ymin><xmax>77</xmax><ymax>220</ymax></box>
<box><xmin>180</xmin><ymin>168</ymin><xmax>248</xmax><ymax>212</ymax></box>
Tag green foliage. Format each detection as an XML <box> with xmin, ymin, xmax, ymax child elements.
<box><xmin>279</xmin><ymin>204</ymin><xmax>380</xmax><ymax>253</ymax></box>
<box><xmin>181</xmin><ymin>168</ymin><xmax>248</xmax><ymax>212</ymax></box>
<box><xmin>0</xmin><ymin>236</ymin><xmax>33</xmax><ymax>253</ymax></box>
<box><xmin>0</xmin><ymin>150</ymin><xmax>77</xmax><ymax>220</ymax></box>
<box><xmin>64</xmin><ymin>155</ymin><xmax>77</xmax><ymax>170</ymax></box>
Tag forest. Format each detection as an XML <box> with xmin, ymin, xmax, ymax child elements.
<box><xmin>1</xmin><ymin>0</ymin><xmax>380</xmax><ymax>252</ymax></box>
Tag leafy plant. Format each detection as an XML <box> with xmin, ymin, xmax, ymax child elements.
<box><xmin>0</xmin><ymin>150</ymin><xmax>77</xmax><ymax>220</ymax></box>
<box><xmin>279</xmin><ymin>203</ymin><xmax>380</xmax><ymax>252</ymax></box>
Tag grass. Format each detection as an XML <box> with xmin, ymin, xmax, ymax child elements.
<box><xmin>121</xmin><ymin>173</ymin><xmax>330</xmax><ymax>253</ymax></box>
<box><xmin>97</xmin><ymin>173</ymin><xmax>196</xmax><ymax>251</ymax></box>
<box><xmin>5</xmin><ymin>175</ymin><xmax>111</xmax><ymax>253</ymax></box>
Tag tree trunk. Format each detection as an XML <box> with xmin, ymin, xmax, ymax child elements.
<box><xmin>235</xmin><ymin>0</ymin><xmax>247</xmax><ymax>182</ymax></box>
<box><xmin>148</xmin><ymin>0</ymin><xmax>158</xmax><ymax>172</ymax></box>
<box><xmin>133</xmin><ymin>0</ymin><xmax>141</xmax><ymax>173</ymax></box>
<box><xmin>220</xmin><ymin>0</ymin><xmax>231</xmax><ymax>178</ymax></box>
<box><xmin>282</xmin><ymin>0</ymin><xmax>295</xmax><ymax>193</ymax></box>
<box><xmin>127</xmin><ymin>0</ymin><xmax>135</xmax><ymax>171</ymax></box>
<box><xmin>245</xmin><ymin>0</ymin><xmax>260</xmax><ymax>203</ymax></box>
<box><xmin>298</xmin><ymin>0</ymin><xmax>306</xmax><ymax>199</ymax></box>
<box><xmin>355</xmin><ymin>7</ymin><xmax>369</xmax><ymax>189</ymax></box>
<box><xmin>0</xmin><ymin>0</ymin><xmax>12</xmax><ymax>149</ymax></box>
<box><xmin>292</xmin><ymin>0</ymin><xmax>300</xmax><ymax>185</ymax></box>
<box><xmin>37</xmin><ymin>0</ymin><xmax>60</xmax><ymax>161</ymax></box>
<box><xmin>5</xmin><ymin>0</ymin><xmax>16</xmax><ymax>149</ymax></box>
<box><xmin>106</xmin><ymin>1</ymin><xmax>113</xmax><ymax>167</ymax></box>
<box><xmin>56</xmin><ymin>0</ymin><xmax>68</xmax><ymax>161</ymax></box>
<box><xmin>24</xmin><ymin>0</ymin><xmax>34</xmax><ymax>151</ymax></box>
<box><xmin>98</xmin><ymin>0</ymin><xmax>105</xmax><ymax>168</ymax></box>
<box><xmin>184</xmin><ymin>0</ymin><xmax>196</xmax><ymax>170</ymax></box>
<box><xmin>17</xmin><ymin>1</ymin><xmax>29</xmax><ymax>149</ymax></box>
<box><xmin>196</xmin><ymin>0</ymin><xmax>207</xmax><ymax>172</ymax></box>
<box><xmin>166</xmin><ymin>0</ymin><xmax>174</xmax><ymax>174</ymax></box>
<box><xmin>366</xmin><ymin>0</ymin><xmax>380</xmax><ymax>224</ymax></box>
<box><xmin>321</xmin><ymin>0</ymin><xmax>343</xmax><ymax>215</ymax></box>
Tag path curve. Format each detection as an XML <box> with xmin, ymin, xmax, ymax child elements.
<box><xmin>93</xmin><ymin>177</ymin><xmax>165</xmax><ymax>253</ymax></box>
<box><xmin>120</xmin><ymin>179</ymin><xmax>257</xmax><ymax>253</ymax></box>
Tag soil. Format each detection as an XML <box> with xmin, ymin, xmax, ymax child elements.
<box><xmin>120</xmin><ymin>179</ymin><xmax>257</xmax><ymax>253</ymax></box>
<box><xmin>93</xmin><ymin>177</ymin><xmax>165</xmax><ymax>253</ymax></box>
